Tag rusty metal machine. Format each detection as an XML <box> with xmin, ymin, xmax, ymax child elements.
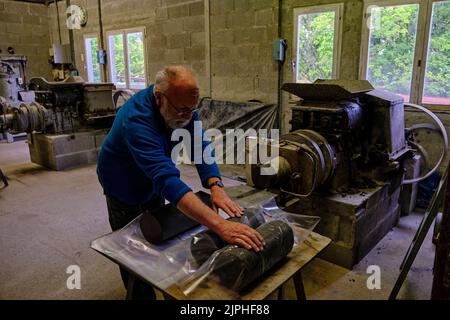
<box><xmin>246</xmin><ymin>80</ymin><xmax>447</xmax><ymax>268</ymax></box>
<box><xmin>0</xmin><ymin>57</ymin><xmax>117</xmax><ymax>170</ymax></box>
<box><xmin>1</xmin><ymin>77</ymin><xmax>115</xmax><ymax>135</ymax></box>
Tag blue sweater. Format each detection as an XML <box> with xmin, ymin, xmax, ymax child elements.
<box><xmin>97</xmin><ymin>85</ymin><xmax>220</xmax><ymax>206</ymax></box>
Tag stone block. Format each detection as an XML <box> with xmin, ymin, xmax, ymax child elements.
<box><xmin>190</xmin><ymin>31</ymin><xmax>205</xmax><ymax>46</ymax></box>
<box><xmin>210</xmin><ymin>14</ymin><xmax>227</xmax><ymax>31</ymax></box>
<box><xmin>190</xmin><ymin>1</ymin><xmax>204</xmax><ymax>16</ymax></box>
<box><xmin>165</xmin><ymin>48</ymin><xmax>184</xmax><ymax>63</ymax></box>
<box><xmin>255</xmin><ymin>8</ymin><xmax>274</xmax><ymax>25</ymax></box>
<box><xmin>285</xmin><ymin>175</ymin><xmax>403</xmax><ymax>269</ymax></box>
<box><xmin>156</xmin><ymin>7</ymin><xmax>168</xmax><ymax>21</ymax></box>
<box><xmin>31</xmin><ymin>24</ymin><xmax>49</xmax><ymax>36</ymax></box>
<box><xmin>233</xmin><ymin>76</ymin><xmax>255</xmax><ymax>93</ymax></box>
<box><xmin>183</xmin><ymin>15</ymin><xmax>204</xmax><ymax>32</ymax></box>
<box><xmin>234</xmin><ymin>27</ymin><xmax>267</xmax><ymax>44</ymax></box>
<box><xmin>148</xmin><ymin>34</ymin><xmax>167</xmax><ymax>47</ymax></box>
<box><xmin>4</xmin><ymin>33</ymin><xmax>21</xmax><ymax>44</ymax></box>
<box><xmin>185</xmin><ymin>46</ymin><xmax>205</xmax><ymax>61</ymax></box>
<box><xmin>28</xmin><ymin>3</ymin><xmax>48</xmax><ymax>16</ymax></box>
<box><xmin>227</xmin><ymin>11</ymin><xmax>255</xmax><ymax>28</ymax></box>
<box><xmin>211</xmin><ymin>29</ymin><xmax>234</xmax><ymax>47</ymax></box>
<box><xmin>22</xmin><ymin>14</ymin><xmax>43</xmax><ymax>25</ymax></box>
<box><xmin>252</xmin><ymin>0</ymin><xmax>274</xmax><ymax>10</ymax></box>
<box><xmin>147</xmin><ymin>48</ymin><xmax>166</xmax><ymax>61</ymax></box>
<box><xmin>5</xmin><ymin>1</ymin><xmax>28</xmax><ymax>14</ymax></box>
<box><xmin>211</xmin><ymin>61</ymin><xmax>234</xmax><ymax>77</ymax></box>
<box><xmin>28</xmin><ymin>130</ymin><xmax>108</xmax><ymax>171</ymax></box>
<box><xmin>234</xmin><ymin>0</ymin><xmax>251</xmax><ymax>12</ymax></box>
<box><xmin>211</xmin><ymin>47</ymin><xmax>233</xmax><ymax>63</ymax></box>
<box><xmin>211</xmin><ymin>75</ymin><xmax>229</xmax><ymax>91</ymax></box>
<box><xmin>162</xmin><ymin>20</ymin><xmax>185</xmax><ymax>34</ymax></box>
<box><xmin>167</xmin><ymin>33</ymin><xmax>190</xmax><ymax>49</ymax></box>
<box><xmin>167</xmin><ymin>3</ymin><xmax>189</xmax><ymax>19</ymax></box>
<box><xmin>210</xmin><ymin>0</ymin><xmax>234</xmax><ymax>16</ymax></box>
<box><xmin>20</xmin><ymin>35</ymin><xmax>46</xmax><ymax>45</ymax></box>
<box><xmin>0</xmin><ymin>12</ymin><xmax>22</xmax><ymax>23</ymax></box>
<box><xmin>191</xmin><ymin>60</ymin><xmax>206</xmax><ymax>75</ymax></box>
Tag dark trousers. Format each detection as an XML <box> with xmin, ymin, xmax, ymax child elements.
<box><xmin>105</xmin><ymin>195</ymin><xmax>164</xmax><ymax>300</ymax></box>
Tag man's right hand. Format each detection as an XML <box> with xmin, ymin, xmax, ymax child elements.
<box><xmin>216</xmin><ymin>220</ymin><xmax>265</xmax><ymax>252</ymax></box>
<box><xmin>177</xmin><ymin>192</ymin><xmax>265</xmax><ymax>252</ymax></box>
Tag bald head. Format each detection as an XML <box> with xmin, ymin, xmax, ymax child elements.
<box><xmin>154</xmin><ymin>65</ymin><xmax>199</xmax><ymax>98</ymax></box>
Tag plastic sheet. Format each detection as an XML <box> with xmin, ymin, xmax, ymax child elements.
<box><xmin>91</xmin><ymin>196</ymin><xmax>320</xmax><ymax>296</ymax></box>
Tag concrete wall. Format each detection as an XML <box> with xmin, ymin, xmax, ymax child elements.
<box><xmin>46</xmin><ymin>0</ymin><xmax>280</xmax><ymax>101</ymax></box>
<box><xmin>48</xmin><ymin>0</ymin><xmax>209</xmax><ymax>95</ymax></box>
<box><xmin>0</xmin><ymin>0</ymin><xmax>52</xmax><ymax>79</ymax></box>
<box><xmin>209</xmin><ymin>0</ymin><xmax>278</xmax><ymax>102</ymax></box>
<box><xmin>44</xmin><ymin>0</ymin><xmax>450</xmax><ymax>170</ymax></box>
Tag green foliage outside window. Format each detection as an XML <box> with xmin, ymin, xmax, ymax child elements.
<box><xmin>89</xmin><ymin>37</ymin><xmax>101</xmax><ymax>83</ymax></box>
<box><xmin>297</xmin><ymin>11</ymin><xmax>335</xmax><ymax>82</ymax></box>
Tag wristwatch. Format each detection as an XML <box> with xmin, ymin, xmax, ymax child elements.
<box><xmin>208</xmin><ymin>180</ymin><xmax>224</xmax><ymax>189</ymax></box>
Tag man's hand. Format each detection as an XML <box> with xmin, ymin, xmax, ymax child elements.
<box><xmin>210</xmin><ymin>186</ymin><xmax>244</xmax><ymax>217</ymax></box>
<box><xmin>216</xmin><ymin>220</ymin><xmax>265</xmax><ymax>252</ymax></box>
<box><xmin>178</xmin><ymin>192</ymin><xmax>264</xmax><ymax>252</ymax></box>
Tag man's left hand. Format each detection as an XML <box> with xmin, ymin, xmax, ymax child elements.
<box><xmin>210</xmin><ymin>187</ymin><xmax>244</xmax><ymax>217</ymax></box>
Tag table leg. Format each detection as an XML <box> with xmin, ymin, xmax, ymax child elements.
<box><xmin>293</xmin><ymin>271</ymin><xmax>306</xmax><ymax>300</ymax></box>
<box><xmin>277</xmin><ymin>284</ymin><xmax>285</xmax><ymax>300</ymax></box>
<box><xmin>0</xmin><ymin>168</ymin><xmax>8</xmax><ymax>188</ymax></box>
<box><xmin>126</xmin><ymin>273</ymin><xmax>136</xmax><ymax>300</ymax></box>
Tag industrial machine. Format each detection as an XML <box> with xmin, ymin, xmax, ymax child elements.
<box><xmin>1</xmin><ymin>77</ymin><xmax>115</xmax><ymax>135</ymax></box>
<box><xmin>0</xmin><ymin>55</ymin><xmax>32</xmax><ymax>108</ymax></box>
<box><xmin>246</xmin><ymin>80</ymin><xmax>447</xmax><ymax>268</ymax></box>
<box><xmin>0</xmin><ymin>55</ymin><xmax>117</xmax><ymax>170</ymax></box>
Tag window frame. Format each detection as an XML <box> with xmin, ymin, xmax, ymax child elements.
<box><xmin>292</xmin><ymin>3</ymin><xmax>344</xmax><ymax>83</ymax></box>
<box><xmin>105</xmin><ymin>27</ymin><xmax>147</xmax><ymax>90</ymax></box>
<box><xmin>359</xmin><ymin>0</ymin><xmax>449</xmax><ymax>111</ymax></box>
<box><xmin>83</xmin><ymin>33</ymin><xmax>102</xmax><ymax>83</ymax></box>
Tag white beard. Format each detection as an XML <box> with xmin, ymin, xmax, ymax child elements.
<box><xmin>166</xmin><ymin>119</ymin><xmax>191</xmax><ymax>129</ymax></box>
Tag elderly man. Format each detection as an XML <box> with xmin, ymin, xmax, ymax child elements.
<box><xmin>97</xmin><ymin>65</ymin><xmax>264</xmax><ymax>299</ymax></box>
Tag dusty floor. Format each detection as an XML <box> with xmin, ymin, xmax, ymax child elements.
<box><xmin>0</xmin><ymin>140</ymin><xmax>436</xmax><ymax>299</ymax></box>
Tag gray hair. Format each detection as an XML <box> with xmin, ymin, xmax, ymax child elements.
<box><xmin>154</xmin><ymin>65</ymin><xmax>195</xmax><ymax>93</ymax></box>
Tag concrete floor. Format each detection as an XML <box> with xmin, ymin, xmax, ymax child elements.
<box><xmin>0</xmin><ymin>140</ymin><xmax>436</xmax><ymax>299</ymax></box>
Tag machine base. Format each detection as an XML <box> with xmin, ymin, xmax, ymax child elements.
<box><xmin>284</xmin><ymin>175</ymin><xmax>402</xmax><ymax>269</ymax></box>
<box><xmin>27</xmin><ymin>130</ymin><xmax>107</xmax><ymax>170</ymax></box>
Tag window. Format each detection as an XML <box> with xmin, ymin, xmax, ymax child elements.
<box><xmin>107</xmin><ymin>28</ymin><xmax>146</xmax><ymax>90</ymax></box>
<box><xmin>84</xmin><ymin>35</ymin><xmax>101</xmax><ymax>83</ymax></box>
<box><xmin>422</xmin><ymin>1</ymin><xmax>450</xmax><ymax>104</ymax></box>
<box><xmin>293</xmin><ymin>4</ymin><xmax>343</xmax><ymax>83</ymax></box>
<box><xmin>360</xmin><ymin>0</ymin><xmax>450</xmax><ymax>107</ymax></box>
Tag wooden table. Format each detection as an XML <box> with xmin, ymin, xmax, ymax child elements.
<box><xmin>125</xmin><ymin>231</ymin><xmax>331</xmax><ymax>300</ymax></box>
<box><xmin>94</xmin><ymin>185</ymin><xmax>331</xmax><ymax>300</ymax></box>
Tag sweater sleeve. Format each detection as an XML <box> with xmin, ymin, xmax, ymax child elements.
<box><xmin>123</xmin><ymin>110</ymin><xmax>192</xmax><ymax>205</ymax></box>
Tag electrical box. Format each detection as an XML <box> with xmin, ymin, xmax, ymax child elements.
<box><xmin>97</xmin><ymin>49</ymin><xmax>106</xmax><ymax>65</ymax></box>
<box><xmin>272</xmin><ymin>39</ymin><xmax>287</xmax><ymax>63</ymax></box>
<box><xmin>52</xmin><ymin>44</ymin><xmax>72</xmax><ymax>64</ymax></box>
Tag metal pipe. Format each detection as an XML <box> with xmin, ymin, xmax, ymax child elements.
<box><xmin>97</xmin><ymin>0</ymin><xmax>107</xmax><ymax>81</ymax></box>
<box><xmin>277</xmin><ymin>0</ymin><xmax>283</xmax><ymax>131</ymax></box>
<box><xmin>204</xmin><ymin>0</ymin><xmax>212</xmax><ymax>97</ymax></box>
<box><xmin>66</xmin><ymin>0</ymin><xmax>76</xmax><ymax>68</ymax></box>
<box><xmin>55</xmin><ymin>0</ymin><xmax>62</xmax><ymax>44</ymax></box>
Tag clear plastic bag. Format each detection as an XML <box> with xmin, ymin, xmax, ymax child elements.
<box><xmin>91</xmin><ymin>197</ymin><xmax>320</xmax><ymax>296</ymax></box>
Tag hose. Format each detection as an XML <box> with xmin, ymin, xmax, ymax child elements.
<box><xmin>403</xmin><ymin>103</ymin><xmax>448</xmax><ymax>184</ymax></box>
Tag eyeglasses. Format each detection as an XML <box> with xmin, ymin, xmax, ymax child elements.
<box><xmin>160</xmin><ymin>92</ymin><xmax>201</xmax><ymax>116</ymax></box>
